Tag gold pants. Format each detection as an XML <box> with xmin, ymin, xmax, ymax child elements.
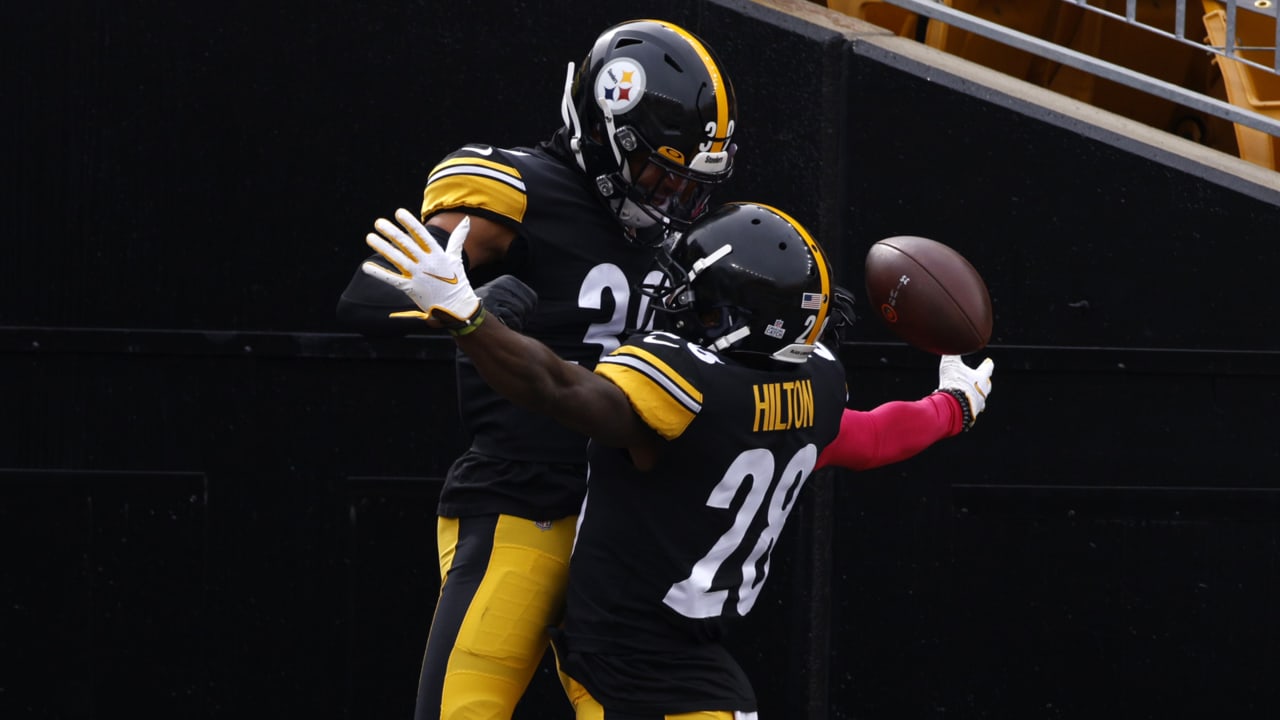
<box><xmin>417</xmin><ymin>514</ymin><xmax>576</xmax><ymax>720</ymax></box>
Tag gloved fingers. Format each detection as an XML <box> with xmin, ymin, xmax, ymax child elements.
<box><xmin>361</xmin><ymin>259</ymin><xmax>411</xmax><ymax>290</ymax></box>
<box><xmin>939</xmin><ymin>354</ymin><xmax>992</xmax><ymax>374</ymax></box>
<box><xmin>393</xmin><ymin>208</ymin><xmax>438</xmax><ymax>256</ymax></box>
<box><xmin>974</xmin><ymin>357</ymin><xmax>995</xmax><ymax>397</ymax></box>
<box><xmin>445</xmin><ymin>216</ymin><xmax>471</xmax><ymax>259</ymax></box>
<box><xmin>365</xmin><ymin>232</ymin><xmax>415</xmax><ymax>276</ymax></box>
<box><xmin>372</xmin><ymin>217</ymin><xmax>422</xmax><ymax>265</ymax></box>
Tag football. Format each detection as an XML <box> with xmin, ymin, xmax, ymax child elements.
<box><xmin>864</xmin><ymin>235</ymin><xmax>992</xmax><ymax>355</ymax></box>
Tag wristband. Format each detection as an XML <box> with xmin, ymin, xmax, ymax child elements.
<box><xmin>936</xmin><ymin>388</ymin><xmax>973</xmax><ymax>432</ymax></box>
<box><xmin>447</xmin><ymin>306</ymin><xmax>487</xmax><ymax>337</ymax></box>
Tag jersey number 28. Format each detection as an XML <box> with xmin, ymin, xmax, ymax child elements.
<box><xmin>662</xmin><ymin>444</ymin><xmax>818</xmax><ymax>620</ymax></box>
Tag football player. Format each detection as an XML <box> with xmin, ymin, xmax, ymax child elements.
<box><xmin>359</xmin><ymin>201</ymin><xmax>994</xmax><ymax>718</ymax></box>
<box><xmin>336</xmin><ymin>19</ymin><xmax>739</xmax><ymax>720</ymax></box>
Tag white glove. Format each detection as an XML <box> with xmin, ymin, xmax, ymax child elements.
<box><xmin>361</xmin><ymin>209</ymin><xmax>482</xmax><ymax>332</ymax></box>
<box><xmin>936</xmin><ymin>354</ymin><xmax>994</xmax><ymax>431</ymax></box>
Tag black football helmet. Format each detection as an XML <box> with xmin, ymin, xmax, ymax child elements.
<box><xmin>561</xmin><ymin>19</ymin><xmax>738</xmax><ymax>242</ymax></box>
<box><xmin>646</xmin><ymin>203</ymin><xmax>834</xmax><ymax>364</ymax></box>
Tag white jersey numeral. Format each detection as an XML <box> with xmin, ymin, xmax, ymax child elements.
<box><xmin>663</xmin><ymin>444</ymin><xmax>818</xmax><ymax>619</ymax></box>
<box><xmin>579</xmin><ymin>263</ymin><xmax>630</xmax><ymax>358</ymax></box>
<box><xmin>579</xmin><ymin>265</ymin><xmax>662</xmax><ymax>359</ymax></box>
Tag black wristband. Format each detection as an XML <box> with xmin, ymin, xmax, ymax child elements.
<box><xmin>936</xmin><ymin>388</ymin><xmax>973</xmax><ymax>432</ymax></box>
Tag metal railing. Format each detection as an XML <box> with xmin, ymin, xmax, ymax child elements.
<box><xmin>1073</xmin><ymin>0</ymin><xmax>1278</xmax><ymax>73</ymax></box>
<box><xmin>880</xmin><ymin>0</ymin><xmax>1280</xmax><ymax>139</ymax></box>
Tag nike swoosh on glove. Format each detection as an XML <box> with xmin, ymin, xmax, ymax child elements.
<box><xmin>361</xmin><ymin>209</ymin><xmax>482</xmax><ymax>330</ymax></box>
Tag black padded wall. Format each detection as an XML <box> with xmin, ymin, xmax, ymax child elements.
<box><xmin>4</xmin><ymin>1</ymin><xmax>1278</xmax><ymax>718</ymax></box>
<box><xmin>825</xmin><ymin>33</ymin><xmax>1280</xmax><ymax>719</ymax></box>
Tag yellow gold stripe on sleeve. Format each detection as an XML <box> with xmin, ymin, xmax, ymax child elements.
<box><xmin>428</xmin><ymin>156</ymin><xmax>523</xmax><ymax>185</ymax></box>
<box><xmin>595</xmin><ymin>363</ymin><xmax>696</xmax><ymax>441</ymax></box>
<box><xmin>421</xmin><ymin>157</ymin><xmax>528</xmax><ymax>223</ymax></box>
<box><xmin>607</xmin><ymin>346</ymin><xmax>702</xmax><ymax>405</ymax></box>
<box><xmin>595</xmin><ymin>346</ymin><xmax>703</xmax><ymax>440</ymax></box>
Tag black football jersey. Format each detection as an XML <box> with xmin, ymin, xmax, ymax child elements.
<box><xmin>558</xmin><ymin>331</ymin><xmax>847</xmax><ymax>713</ymax></box>
<box><xmin>425</xmin><ymin>141</ymin><xmax>663</xmax><ymax>520</ymax></box>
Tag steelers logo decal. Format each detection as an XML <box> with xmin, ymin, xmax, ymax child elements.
<box><xmin>596</xmin><ymin>58</ymin><xmax>646</xmax><ymax>114</ymax></box>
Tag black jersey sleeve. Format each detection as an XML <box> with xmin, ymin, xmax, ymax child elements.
<box><xmin>335</xmin><ymin>254</ymin><xmax>424</xmax><ymax>337</ymax></box>
<box><xmin>340</xmin><ymin>143</ymin><xmax>524</xmax><ymax>338</ymax></box>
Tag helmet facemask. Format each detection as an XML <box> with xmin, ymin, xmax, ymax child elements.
<box><xmin>640</xmin><ymin>203</ymin><xmax>833</xmax><ymax>365</ymax></box>
<box><xmin>642</xmin><ymin>239</ymin><xmax>754</xmax><ymax>352</ymax></box>
<box><xmin>601</xmin><ymin>125</ymin><xmax>734</xmax><ymax>235</ymax></box>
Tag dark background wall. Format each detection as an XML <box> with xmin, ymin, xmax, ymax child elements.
<box><xmin>831</xmin><ymin>21</ymin><xmax>1280</xmax><ymax>718</ymax></box>
<box><xmin>3</xmin><ymin>1</ymin><xmax>1278</xmax><ymax>718</ymax></box>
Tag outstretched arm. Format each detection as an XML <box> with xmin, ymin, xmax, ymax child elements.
<box><xmin>817</xmin><ymin>354</ymin><xmax>994</xmax><ymax>471</ymax></box>
<box><xmin>453</xmin><ymin>313</ymin><xmax>655</xmax><ymax>452</ymax></box>
<box><xmin>359</xmin><ymin>208</ymin><xmax>659</xmax><ymax>462</ymax></box>
<box><xmin>816</xmin><ymin>394</ymin><xmax>960</xmax><ymax>471</ymax></box>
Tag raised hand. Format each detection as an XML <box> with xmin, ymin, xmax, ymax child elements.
<box><xmin>361</xmin><ymin>209</ymin><xmax>482</xmax><ymax>332</ymax></box>
<box><xmin>936</xmin><ymin>354</ymin><xmax>994</xmax><ymax>431</ymax></box>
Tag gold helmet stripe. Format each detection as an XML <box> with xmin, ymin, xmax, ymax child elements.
<box><xmin>646</xmin><ymin>19</ymin><xmax>731</xmax><ymax>154</ymax></box>
<box><xmin>751</xmin><ymin>203</ymin><xmax>832</xmax><ymax>346</ymax></box>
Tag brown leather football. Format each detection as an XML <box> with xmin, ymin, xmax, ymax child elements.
<box><xmin>864</xmin><ymin>236</ymin><xmax>992</xmax><ymax>355</ymax></box>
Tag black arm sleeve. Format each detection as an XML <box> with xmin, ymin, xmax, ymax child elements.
<box><xmin>335</xmin><ymin>254</ymin><xmax>428</xmax><ymax>337</ymax></box>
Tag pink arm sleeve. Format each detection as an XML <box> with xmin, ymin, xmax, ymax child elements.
<box><xmin>815</xmin><ymin>392</ymin><xmax>964</xmax><ymax>471</ymax></box>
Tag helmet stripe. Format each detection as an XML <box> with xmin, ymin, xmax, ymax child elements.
<box><xmin>647</xmin><ymin>20</ymin><xmax>731</xmax><ymax>154</ymax></box>
<box><xmin>752</xmin><ymin>203</ymin><xmax>831</xmax><ymax>346</ymax></box>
